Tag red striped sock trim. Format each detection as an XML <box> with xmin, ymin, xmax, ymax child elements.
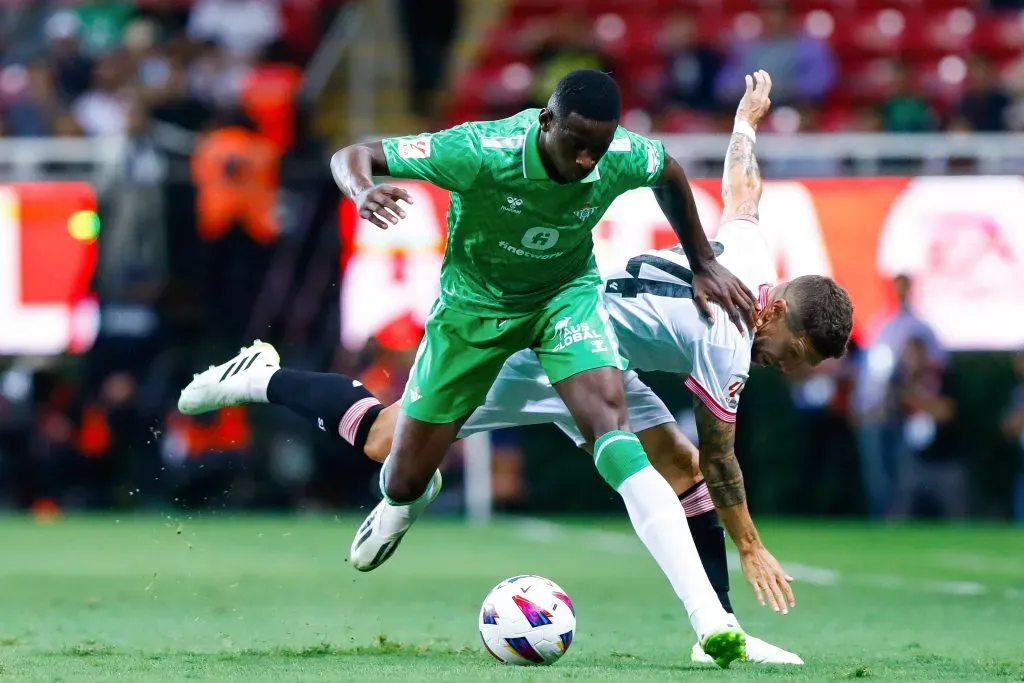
<box><xmin>338</xmin><ymin>397</ymin><xmax>382</xmax><ymax>445</ymax></box>
<box><xmin>680</xmin><ymin>482</ymin><xmax>715</xmax><ymax>517</ymax></box>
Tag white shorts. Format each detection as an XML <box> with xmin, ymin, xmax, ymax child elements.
<box><xmin>457</xmin><ymin>350</ymin><xmax>676</xmax><ymax>447</ymax></box>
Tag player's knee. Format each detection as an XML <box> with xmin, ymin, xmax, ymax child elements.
<box><xmin>646</xmin><ymin>429</ymin><xmax>701</xmax><ymax>487</ymax></box>
<box><xmin>580</xmin><ymin>384</ymin><xmax>630</xmax><ymax>439</ymax></box>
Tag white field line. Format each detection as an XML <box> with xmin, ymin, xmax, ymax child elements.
<box><xmin>513</xmin><ymin>518</ymin><xmax>1020</xmax><ymax>600</ymax></box>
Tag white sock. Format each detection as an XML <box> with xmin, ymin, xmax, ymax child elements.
<box><xmin>246</xmin><ymin>366</ymin><xmax>278</xmax><ymax>403</ymax></box>
<box><xmin>377</xmin><ymin>500</ymin><xmax>417</xmax><ymax>535</ymax></box>
<box><xmin>617</xmin><ymin>466</ymin><xmax>730</xmax><ymax>638</ymax></box>
<box><xmin>376</xmin><ymin>467</ymin><xmax>441</xmax><ymax>535</ymax></box>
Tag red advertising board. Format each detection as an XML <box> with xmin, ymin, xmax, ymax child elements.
<box><xmin>340</xmin><ymin>177</ymin><xmax>1024</xmax><ymax>352</ymax></box>
<box><xmin>0</xmin><ymin>183</ymin><xmax>98</xmax><ymax>355</ymax></box>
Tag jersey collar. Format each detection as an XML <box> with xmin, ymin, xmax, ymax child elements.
<box><xmin>523</xmin><ymin>121</ymin><xmax>601</xmax><ymax>184</ymax></box>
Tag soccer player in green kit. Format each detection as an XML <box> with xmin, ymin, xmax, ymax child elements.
<box><xmin>332</xmin><ymin>70</ymin><xmax>756</xmax><ymax>665</ymax></box>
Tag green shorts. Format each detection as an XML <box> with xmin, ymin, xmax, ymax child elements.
<box><xmin>402</xmin><ymin>273</ymin><xmax>626</xmax><ymax>424</ymax></box>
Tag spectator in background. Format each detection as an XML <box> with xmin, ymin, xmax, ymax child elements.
<box><xmin>887</xmin><ymin>336</ymin><xmax>966</xmax><ymax>520</ymax></box>
<box><xmin>882</xmin><ymin>62</ymin><xmax>938</xmax><ymax>132</ymax></box>
<box><xmin>190</xmin><ymin>109</ymin><xmax>280</xmax><ymax>342</ymax></box>
<box><xmin>45</xmin><ymin>10</ymin><xmax>94</xmax><ymax>106</ymax></box>
<box><xmin>71</xmin><ymin>0</ymin><xmax>134</xmax><ymax>57</ymax></box>
<box><xmin>4</xmin><ymin>61</ymin><xmax>61</xmax><ymax>136</ymax></box>
<box><xmin>952</xmin><ymin>56</ymin><xmax>1011</xmax><ymax>132</ymax></box>
<box><xmin>188</xmin><ymin>0</ymin><xmax>282</xmax><ymax>62</ymax></box>
<box><xmin>715</xmin><ymin>1</ymin><xmax>836</xmax><ymax>107</ymax></box>
<box><xmin>134</xmin><ymin>0</ymin><xmax>191</xmax><ymax>41</ymax></box>
<box><xmin>188</xmin><ymin>39</ymin><xmax>244</xmax><ymax>108</ymax></box>
<box><xmin>72</xmin><ymin>51</ymin><xmax>133</xmax><ymax>136</ymax></box>
<box><xmin>853</xmin><ymin>274</ymin><xmax>943</xmax><ymax>519</ymax></box>
<box><xmin>656</xmin><ymin>13</ymin><xmax>723</xmax><ymax>114</ymax></box>
<box><xmin>524</xmin><ymin>10</ymin><xmax>614</xmax><ymax>110</ymax></box>
<box><xmin>397</xmin><ymin>0</ymin><xmax>461</xmax><ymax>120</ymax></box>
<box><xmin>241</xmin><ymin>40</ymin><xmax>303</xmax><ymax>152</ymax></box>
<box><xmin>1002</xmin><ymin>350</ymin><xmax>1024</xmax><ymax>525</ymax></box>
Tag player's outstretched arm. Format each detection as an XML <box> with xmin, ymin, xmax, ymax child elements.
<box><xmin>331</xmin><ymin>141</ymin><xmax>413</xmax><ymax>230</ymax></box>
<box><xmin>721</xmin><ymin>70</ymin><xmax>771</xmax><ymax>223</ymax></box>
<box><xmin>653</xmin><ymin>158</ymin><xmax>757</xmax><ymax>329</ymax></box>
<box><xmin>693</xmin><ymin>399</ymin><xmax>795</xmax><ymax>614</ymax></box>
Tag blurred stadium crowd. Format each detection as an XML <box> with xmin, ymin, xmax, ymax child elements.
<box><xmin>451</xmin><ymin>0</ymin><xmax>1024</xmax><ymax>134</ymax></box>
<box><xmin>0</xmin><ymin>0</ymin><xmax>1022</xmax><ymax>524</ymax></box>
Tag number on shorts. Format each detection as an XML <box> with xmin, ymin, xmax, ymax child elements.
<box><xmin>605</xmin><ymin>242</ymin><xmax>724</xmax><ymax>299</ymax></box>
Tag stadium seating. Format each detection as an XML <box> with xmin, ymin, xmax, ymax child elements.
<box><xmin>449</xmin><ymin>0</ymin><xmax>1024</xmax><ymax>130</ymax></box>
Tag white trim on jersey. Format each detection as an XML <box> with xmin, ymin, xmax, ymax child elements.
<box><xmin>481</xmin><ymin>135</ymin><xmax>525</xmax><ymax>149</ymax></box>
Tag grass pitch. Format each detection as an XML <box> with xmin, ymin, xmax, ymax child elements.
<box><xmin>0</xmin><ymin>515</ymin><xmax>1021</xmax><ymax>681</ymax></box>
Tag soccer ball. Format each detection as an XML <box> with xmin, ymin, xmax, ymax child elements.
<box><xmin>478</xmin><ymin>574</ymin><xmax>576</xmax><ymax>665</ymax></box>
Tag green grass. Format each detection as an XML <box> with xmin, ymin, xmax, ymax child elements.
<box><xmin>0</xmin><ymin>515</ymin><xmax>1021</xmax><ymax>681</ymax></box>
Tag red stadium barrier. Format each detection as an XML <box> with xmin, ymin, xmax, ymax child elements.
<box><xmin>340</xmin><ymin>176</ymin><xmax>1024</xmax><ymax>352</ymax></box>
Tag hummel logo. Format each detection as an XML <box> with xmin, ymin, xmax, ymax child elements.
<box><xmin>318</xmin><ymin>417</ymin><xmax>326</xmax><ymax>432</ymax></box>
<box><xmin>500</xmin><ymin>196</ymin><xmax>524</xmax><ymax>215</ymax></box>
<box><xmin>410</xmin><ymin>387</ymin><xmax>422</xmax><ymax>402</ymax></box>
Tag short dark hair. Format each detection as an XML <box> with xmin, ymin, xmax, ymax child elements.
<box><xmin>548</xmin><ymin>69</ymin><xmax>621</xmax><ymax>122</ymax></box>
<box><xmin>783</xmin><ymin>275</ymin><xmax>854</xmax><ymax>360</ymax></box>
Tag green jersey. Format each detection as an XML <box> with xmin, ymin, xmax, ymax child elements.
<box><xmin>380</xmin><ymin>109</ymin><xmax>666</xmax><ymax>317</ymax></box>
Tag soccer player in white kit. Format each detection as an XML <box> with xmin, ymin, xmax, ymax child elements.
<box><xmin>179</xmin><ymin>71</ymin><xmax>854</xmax><ymax>666</ymax></box>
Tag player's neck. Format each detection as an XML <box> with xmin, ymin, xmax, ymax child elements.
<box><xmin>536</xmin><ymin>132</ymin><xmax>568</xmax><ymax>184</ymax></box>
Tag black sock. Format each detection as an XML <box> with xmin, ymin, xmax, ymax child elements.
<box><xmin>266</xmin><ymin>369</ymin><xmax>383</xmax><ymax>451</ymax></box>
<box><xmin>681</xmin><ymin>482</ymin><xmax>734</xmax><ymax>614</ymax></box>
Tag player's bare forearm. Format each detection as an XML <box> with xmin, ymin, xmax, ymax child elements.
<box><xmin>722</xmin><ymin>69</ymin><xmax>771</xmax><ymax>221</ymax></box>
<box><xmin>721</xmin><ymin>131</ymin><xmax>762</xmax><ymax>220</ymax></box>
<box><xmin>693</xmin><ymin>398</ymin><xmax>760</xmax><ymax>551</ymax></box>
<box><xmin>653</xmin><ymin>156</ymin><xmax>716</xmax><ymax>267</ymax></box>
<box><xmin>330</xmin><ymin>141</ymin><xmax>390</xmax><ymax>200</ymax></box>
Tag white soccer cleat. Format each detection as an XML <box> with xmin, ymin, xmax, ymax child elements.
<box><xmin>745</xmin><ymin>635</ymin><xmax>804</xmax><ymax>664</ymax></box>
<box><xmin>349</xmin><ymin>470</ymin><xmax>443</xmax><ymax>572</ymax></box>
<box><xmin>178</xmin><ymin>340</ymin><xmax>280</xmax><ymax>415</ymax></box>
<box><xmin>691</xmin><ymin>634</ymin><xmax>804</xmax><ymax>665</ymax></box>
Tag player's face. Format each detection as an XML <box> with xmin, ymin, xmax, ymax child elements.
<box><xmin>751</xmin><ymin>300</ymin><xmax>823</xmax><ymax>373</ymax></box>
<box><xmin>538</xmin><ymin>110</ymin><xmax>618</xmax><ymax>183</ymax></box>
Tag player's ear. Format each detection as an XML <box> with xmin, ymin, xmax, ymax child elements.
<box><xmin>758</xmin><ymin>299</ymin><xmax>788</xmax><ymax>329</ymax></box>
<box><xmin>539</xmin><ymin>108</ymin><xmax>553</xmax><ymax>131</ymax></box>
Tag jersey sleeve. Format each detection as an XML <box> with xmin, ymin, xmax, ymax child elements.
<box><xmin>611</xmin><ymin>129</ymin><xmax>666</xmax><ymax>190</ymax></box>
<box><xmin>380</xmin><ymin>123</ymin><xmax>482</xmax><ymax>193</ymax></box>
<box><xmin>684</xmin><ymin>339</ymin><xmax>750</xmax><ymax>424</ymax></box>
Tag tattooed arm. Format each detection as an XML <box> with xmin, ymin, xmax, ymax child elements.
<box><xmin>721</xmin><ymin>69</ymin><xmax>771</xmax><ymax>223</ymax></box>
<box><xmin>694</xmin><ymin>396</ymin><xmax>796</xmax><ymax>612</ymax></box>
<box><xmin>721</xmin><ymin>130</ymin><xmax>763</xmax><ymax>221</ymax></box>
<box><xmin>692</xmin><ymin>399</ymin><xmax>758</xmax><ymax>550</ymax></box>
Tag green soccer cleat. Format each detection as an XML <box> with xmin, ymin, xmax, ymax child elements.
<box><xmin>699</xmin><ymin>627</ymin><xmax>747</xmax><ymax>669</ymax></box>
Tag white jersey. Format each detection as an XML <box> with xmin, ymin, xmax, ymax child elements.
<box><xmin>457</xmin><ymin>217</ymin><xmax>775</xmax><ymax>445</ymax></box>
<box><xmin>601</xmin><ymin>217</ymin><xmax>777</xmax><ymax>422</ymax></box>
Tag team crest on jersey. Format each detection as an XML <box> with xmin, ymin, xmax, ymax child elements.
<box><xmin>574</xmin><ymin>203</ymin><xmax>597</xmax><ymax>221</ymax></box>
<box><xmin>398</xmin><ymin>136</ymin><xmax>431</xmax><ymax>159</ymax></box>
<box><xmin>725</xmin><ymin>376</ymin><xmax>746</xmax><ymax>411</ymax></box>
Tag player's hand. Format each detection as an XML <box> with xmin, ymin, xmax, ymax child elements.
<box><xmin>739</xmin><ymin>544</ymin><xmax>795</xmax><ymax>615</ymax></box>
<box><xmin>735</xmin><ymin>70</ymin><xmax>773</xmax><ymax>128</ymax></box>
<box><xmin>691</xmin><ymin>259</ymin><xmax>758</xmax><ymax>331</ymax></box>
<box><xmin>354</xmin><ymin>184</ymin><xmax>413</xmax><ymax>229</ymax></box>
